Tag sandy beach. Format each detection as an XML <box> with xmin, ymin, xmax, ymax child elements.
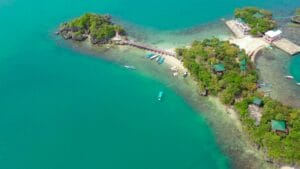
<box><xmin>229</xmin><ymin>36</ymin><xmax>269</xmax><ymax>61</ymax></box>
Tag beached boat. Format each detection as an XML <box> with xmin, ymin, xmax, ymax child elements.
<box><xmin>124</xmin><ymin>65</ymin><xmax>136</xmax><ymax>70</ymax></box>
<box><xmin>150</xmin><ymin>55</ymin><xmax>158</xmax><ymax>60</ymax></box>
<box><xmin>158</xmin><ymin>91</ymin><xmax>164</xmax><ymax>101</ymax></box>
<box><xmin>183</xmin><ymin>71</ymin><xmax>188</xmax><ymax>78</ymax></box>
<box><xmin>285</xmin><ymin>75</ymin><xmax>294</xmax><ymax>79</ymax></box>
<box><xmin>158</xmin><ymin>57</ymin><xmax>165</xmax><ymax>64</ymax></box>
<box><xmin>146</xmin><ymin>53</ymin><xmax>155</xmax><ymax>58</ymax></box>
<box><xmin>155</xmin><ymin>55</ymin><xmax>162</xmax><ymax>62</ymax></box>
<box><xmin>258</xmin><ymin>82</ymin><xmax>272</xmax><ymax>88</ymax></box>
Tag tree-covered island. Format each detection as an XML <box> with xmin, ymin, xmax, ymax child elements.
<box><xmin>235</xmin><ymin>7</ymin><xmax>276</xmax><ymax>36</ymax></box>
<box><xmin>177</xmin><ymin>38</ymin><xmax>300</xmax><ymax>165</ymax></box>
<box><xmin>58</xmin><ymin>13</ymin><xmax>126</xmax><ymax>44</ymax></box>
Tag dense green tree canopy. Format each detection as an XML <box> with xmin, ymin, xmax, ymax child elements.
<box><xmin>61</xmin><ymin>13</ymin><xmax>125</xmax><ymax>44</ymax></box>
<box><xmin>178</xmin><ymin>38</ymin><xmax>300</xmax><ymax>165</ymax></box>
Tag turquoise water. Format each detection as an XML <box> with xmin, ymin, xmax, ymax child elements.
<box><xmin>1</xmin><ymin>0</ymin><xmax>300</xmax><ymax>169</ymax></box>
<box><xmin>290</xmin><ymin>54</ymin><xmax>300</xmax><ymax>81</ymax></box>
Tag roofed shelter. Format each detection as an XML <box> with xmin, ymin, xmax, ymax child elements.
<box><xmin>214</xmin><ymin>64</ymin><xmax>225</xmax><ymax>74</ymax></box>
<box><xmin>253</xmin><ymin>12</ymin><xmax>263</xmax><ymax>19</ymax></box>
<box><xmin>253</xmin><ymin>97</ymin><xmax>263</xmax><ymax>107</ymax></box>
<box><xmin>235</xmin><ymin>18</ymin><xmax>251</xmax><ymax>35</ymax></box>
<box><xmin>271</xmin><ymin>120</ymin><xmax>288</xmax><ymax>133</ymax></box>
<box><xmin>264</xmin><ymin>30</ymin><xmax>282</xmax><ymax>43</ymax></box>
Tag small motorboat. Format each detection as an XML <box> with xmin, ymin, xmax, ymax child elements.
<box><xmin>156</xmin><ymin>55</ymin><xmax>162</xmax><ymax>62</ymax></box>
<box><xmin>150</xmin><ymin>55</ymin><xmax>158</xmax><ymax>60</ymax></box>
<box><xmin>158</xmin><ymin>57</ymin><xmax>165</xmax><ymax>64</ymax></box>
<box><xmin>285</xmin><ymin>75</ymin><xmax>294</xmax><ymax>79</ymax></box>
<box><xmin>296</xmin><ymin>83</ymin><xmax>300</xmax><ymax>86</ymax></box>
<box><xmin>124</xmin><ymin>65</ymin><xmax>136</xmax><ymax>70</ymax></box>
<box><xmin>158</xmin><ymin>91</ymin><xmax>164</xmax><ymax>101</ymax></box>
<box><xmin>146</xmin><ymin>53</ymin><xmax>155</xmax><ymax>58</ymax></box>
<box><xmin>183</xmin><ymin>71</ymin><xmax>188</xmax><ymax>78</ymax></box>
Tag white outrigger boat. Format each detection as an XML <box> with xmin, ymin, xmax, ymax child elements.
<box><xmin>124</xmin><ymin>65</ymin><xmax>136</xmax><ymax>70</ymax></box>
<box><xmin>150</xmin><ymin>54</ymin><xmax>159</xmax><ymax>60</ymax></box>
<box><xmin>158</xmin><ymin>91</ymin><xmax>164</xmax><ymax>101</ymax></box>
<box><xmin>285</xmin><ymin>75</ymin><xmax>294</xmax><ymax>79</ymax></box>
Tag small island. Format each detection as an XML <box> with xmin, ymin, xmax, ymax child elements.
<box><xmin>234</xmin><ymin>7</ymin><xmax>276</xmax><ymax>36</ymax></box>
<box><xmin>177</xmin><ymin>38</ymin><xmax>300</xmax><ymax>165</ymax></box>
<box><xmin>58</xmin><ymin>13</ymin><xmax>126</xmax><ymax>44</ymax></box>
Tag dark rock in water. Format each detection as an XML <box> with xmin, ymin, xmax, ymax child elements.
<box><xmin>72</xmin><ymin>33</ymin><xmax>87</xmax><ymax>41</ymax></box>
<box><xmin>62</xmin><ymin>32</ymin><xmax>72</xmax><ymax>40</ymax></box>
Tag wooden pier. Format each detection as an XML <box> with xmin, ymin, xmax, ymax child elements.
<box><xmin>225</xmin><ymin>20</ymin><xmax>245</xmax><ymax>38</ymax></box>
<box><xmin>272</xmin><ymin>38</ymin><xmax>300</xmax><ymax>55</ymax></box>
<box><xmin>116</xmin><ymin>40</ymin><xmax>176</xmax><ymax>57</ymax></box>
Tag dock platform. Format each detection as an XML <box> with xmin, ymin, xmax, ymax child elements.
<box><xmin>225</xmin><ymin>20</ymin><xmax>245</xmax><ymax>38</ymax></box>
<box><xmin>273</xmin><ymin>38</ymin><xmax>300</xmax><ymax>55</ymax></box>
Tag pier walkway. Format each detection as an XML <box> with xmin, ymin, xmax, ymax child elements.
<box><xmin>273</xmin><ymin>38</ymin><xmax>300</xmax><ymax>55</ymax></box>
<box><xmin>225</xmin><ymin>20</ymin><xmax>245</xmax><ymax>38</ymax></box>
<box><xmin>116</xmin><ymin>40</ymin><xmax>176</xmax><ymax>57</ymax></box>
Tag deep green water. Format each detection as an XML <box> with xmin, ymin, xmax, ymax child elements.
<box><xmin>0</xmin><ymin>0</ymin><xmax>300</xmax><ymax>169</ymax></box>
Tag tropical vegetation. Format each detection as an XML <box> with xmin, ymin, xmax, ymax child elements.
<box><xmin>59</xmin><ymin>13</ymin><xmax>125</xmax><ymax>44</ymax></box>
<box><xmin>234</xmin><ymin>7</ymin><xmax>276</xmax><ymax>36</ymax></box>
<box><xmin>177</xmin><ymin>38</ymin><xmax>300</xmax><ymax>165</ymax></box>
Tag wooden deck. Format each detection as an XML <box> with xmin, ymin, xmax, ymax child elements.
<box><xmin>272</xmin><ymin>38</ymin><xmax>300</xmax><ymax>55</ymax></box>
<box><xmin>225</xmin><ymin>20</ymin><xmax>245</xmax><ymax>38</ymax></box>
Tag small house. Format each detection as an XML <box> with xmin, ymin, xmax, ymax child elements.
<box><xmin>271</xmin><ymin>120</ymin><xmax>288</xmax><ymax>133</ymax></box>
<box><xmin>253</xmin><ymin>13</ymin><xmax>263</xmax><ymax>19</ymax></box>
<box><xmin>235</xmin><ymin>18</ymin><xmax>251</xmax><ymax>35</ymax></box>
<box><xmin>213</xmin><ymin>64</ymin><xmax>225</xmax><ymax>74</ymax></box>
<box><xmin>264</xmin><ymin>30</ymin><xmax>282</xmax><ymax>43</ymax></box>
<box><xmin>253</xmin><ymin>97</ymin><xmax>263</xmax><ymax>107</ymax></box>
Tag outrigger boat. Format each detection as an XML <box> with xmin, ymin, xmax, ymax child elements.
<box><xmin>158</xmin><ymin>91</ymin><xmax>164</xmax><ymax>101</ymax></box>
<box><xmin>258</xmin><ymin>82</ymin><xmax>272</xmax><ymax>88</ymax></box>
<box><xmin>146</xmin><ymin>53</ymin><xmax>155</xmax><ymax>58</ymax></box>
<box><xmin>158</xmin><ymin>57</ymin><xmax>165</xmax><ymax>64</ymax></box>
<box><xmin>285</xmin><ymin>75</ymin><xmax>294</xmax><ymax>79</ymax></box>
<box><xmin>124</xmin><ymin>65</ymin><xmax>136</xmax><ymax>70</ymax></box>
<box><xmin>183</xmin><ymin>71</ymin><xmax>188</xmax><ymax>78</ymax></box>
<box><xmin>155</xmin><ymin>55</ymin><xmax>162</xmax><ymax>62</ymax></box>
<box><xmin>150</xmin><ymin>55</ymin><xmax>159</xmax><ymax>60</ymax></box>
